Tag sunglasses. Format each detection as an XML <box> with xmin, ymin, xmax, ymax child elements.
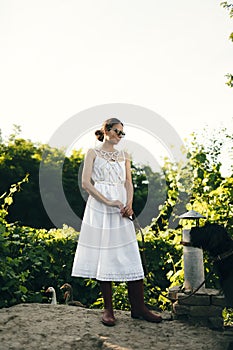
<box><xmin>112</xmin><ymin>128</ymin><xmax>125</xmax><ymax>137</ymax></box>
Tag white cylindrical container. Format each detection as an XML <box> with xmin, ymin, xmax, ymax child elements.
<box><xmin>183</xmin><ymin>229</ymin><xmax>205</xmax><ymax>292</ymax></box>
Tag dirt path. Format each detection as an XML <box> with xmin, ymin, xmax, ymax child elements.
<box><xmin>0</xmin><ymin>304</ymin><xmax>232</xmax><ymax>349</ymax></box>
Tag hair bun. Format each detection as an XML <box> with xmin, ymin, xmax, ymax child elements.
<box><xmin>95</xmin><ymin>129</ymin><xmax>104</xmax><ymax>142</ymax></box>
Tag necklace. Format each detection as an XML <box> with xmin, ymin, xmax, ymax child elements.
<box><xmin>97</xmin><ymin>149</ymin><xmax>120</xmax><ymax>162</ymax></box>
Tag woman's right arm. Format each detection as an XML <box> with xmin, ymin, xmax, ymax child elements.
<box><xmin>82</xmin><ymin>149</ymin><xmax>124</xmax><ymax>209</ymax></box>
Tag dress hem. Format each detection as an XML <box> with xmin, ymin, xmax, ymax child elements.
<box><xmin>71</xmin><ymin>273</ymin><xmax>145</xmax><ymax>282</ymax></box>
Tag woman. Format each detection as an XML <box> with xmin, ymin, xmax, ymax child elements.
<box><xmin>72</xmin><ymin>117</ymin><xmax>162</xmax><ymax>326</ymax></box>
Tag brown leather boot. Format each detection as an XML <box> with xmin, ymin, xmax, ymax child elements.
<box><xmin>100</xmin><ymin>281</ymin><xmax>116</xmax><ymax>326</ymax></box>
<box><xmin>128</xmin><ymin>280</ymin><xmax>162</xmax><ymax>323</ymax></box>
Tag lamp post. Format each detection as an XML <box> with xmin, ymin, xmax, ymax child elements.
<box><xmin>179</xmin><ymin>210</ymin><xmax>206</xmax><ymax>292</ymax></box>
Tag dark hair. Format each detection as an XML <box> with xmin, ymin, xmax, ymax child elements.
<box><xmin>95</xmin><ymin>118</ymin><xmax>123</xmax><ymax>142</ymax></box>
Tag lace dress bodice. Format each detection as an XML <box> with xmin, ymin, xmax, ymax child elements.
<box><xmin>92</xmin><ymin>149</ymin><xmax>126</xmax><ymax>185</ymax></box>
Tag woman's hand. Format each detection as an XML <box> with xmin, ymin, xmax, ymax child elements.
<box><xmin>107</xmin><ymin>200</ymin><xmax>134</xmax><ymax>217</ymax></box>
<box><xmin>120</xmin><ymin>204</ymin><xmax>134</xmax><ymax>218</ymax></box>
<box><xmin>107</xmin><ymin>200</ymin><xmax>124</xmax><ymax>210</ymax></box>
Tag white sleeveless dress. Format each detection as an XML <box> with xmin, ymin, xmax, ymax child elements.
<box><xmin>71</xmin><ymin>148</ymin><xmax>144</xmax><ymax>281</ymax></box>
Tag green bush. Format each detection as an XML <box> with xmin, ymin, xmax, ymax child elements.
<box><xmin>0</xmin><ymin>218</ymin><xmax>184</xmax><ymax>310</ymax></box>
<box><xmin>0</xmin><ymin>221</ymin><xmax>100</xmax><ymax>308</ymax></box>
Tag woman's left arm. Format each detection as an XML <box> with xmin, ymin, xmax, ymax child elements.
<box><xmin>121</xmin><ymin>152</ymin><xmax>134</xmax><ymax>217</ymax></box>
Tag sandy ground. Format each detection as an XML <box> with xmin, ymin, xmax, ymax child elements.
<box><xmin>0</xmin><ymin>304</ymin><xmax>233</xmax><ymax>350</ymax></box>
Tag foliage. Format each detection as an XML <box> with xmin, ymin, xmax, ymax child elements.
<box><xmin>223</xmin><ymin>308</ymin><xmax>233</xmax><ymax>326</ymax></box>
<box><xmin>0</xmin><ymin>220</ymin><xmax>99</xmax><ymax>308</ymax></box>
<box><xmin>221</xmin><ymin>1</ymin><xmax>233</xmax><ymax>18</ymax></box>
<box><xmin>0</xmin><ymin>136</ymin><xmax>58</xmax><ymax>228</ymax></box>
<box><xmin>140</xmin><ymin>226</ymin><xmax>183</xmax><ymax>310</ymax></box>
<box><xmin>182</xmin><ymin>131</ymin><xmax>233</xmax><ymax>229</ymax></box>
<box><xmin>225</xmin><ymin>74</ymin><xmax>233</xmax><ymax>88</ymax></box>
<box><xmin>131</xmin><ymin>163</ymin><xmax>166</xmax><ymax>227</ymax></box>
<box><xmin>0</xmin><ymin>174</ymin><xmax>97</xmax><ymax>308</ymax></box>
<box><xmin>150</xmin><ymin>159</ymin><xmax>181</xmax><ymax>233</ymax></box>
<box><xmin>0</xmin><ymin>129</ymin><xmax>87</xmax><ymax>229</ymax></box>
<box><xmin>90</xmin><ymin>282</ymin><xmax>130</xmax><ymax>311</ymax></box>
<box><xmin>0</xmin><ymin>174</ymin><xmax>29</xmax><ymax>218</ymax></box>
<box><xmin>148</xmin><ymin>129</ymin><xmax>233</xmax><ymax>322</ymax></box>
<box><xmin>221</xmin><ymin>1</ymin><xmax>233</xmax><ymax>87</ymax></box>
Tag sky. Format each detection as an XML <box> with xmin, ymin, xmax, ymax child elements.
<box><xmin>0</xmin><ymin>0</ymin><xmax>232</xmax><ymax>172</ymax></box>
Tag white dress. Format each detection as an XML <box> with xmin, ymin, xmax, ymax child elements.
<box><xmin>71</xmin><ymin>148</ymin><xmax>145</xmax><ymax>281</ymax></box>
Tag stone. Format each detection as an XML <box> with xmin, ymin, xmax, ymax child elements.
<box><xmin>173</xmin><ymin>302</ymin><xmax>190</xmax><ymax>315</ymax></box>
<box><xmin>211</xmin><ymin>295</ymin><xmax>226</xmax><ymax>307</ymax></box>
<box><xmin>177</xmin><ymin>293</ymin><xmax>210</xmax><ymax>306</ymax></box>
<box><xmin>201</xmin><ymin>288</ymin><xmax>221</xmax><ymax>296</ymax></box>
<box><xmin>189</xmin><ymin>305</ymin><xmax>223</xmax><ymax>317</ymax></box>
